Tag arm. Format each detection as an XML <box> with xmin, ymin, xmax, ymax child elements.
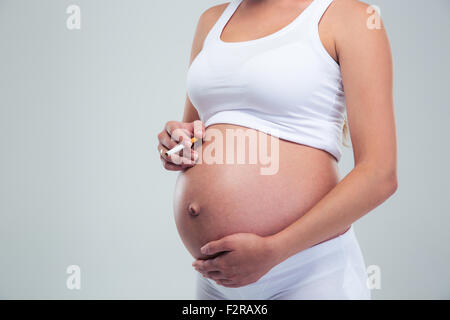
<box><xmin>183</xmin><ymin>3</ymin><xmax>229</xmax><ymax>123</ymax></box>
<box><xmin>269</xmin><ymin>1</ymin><xmax>397</xmax><ymax>262</ymax></box>
<box><xmin>193</xmin><ymin>0</ymin><xmax>398</xmax><ymax>287</ymax></box>
<box><xmin>158</xmin><ymin>4</ymin><xmax>228</xmax><ymax>169</ymax></box>
<box><xmin>182</xmin><ymin>12</ymin><xmax>203</xmax><ymax>123</ymax></box>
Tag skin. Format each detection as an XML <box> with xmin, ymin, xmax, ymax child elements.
<box><xmin>173</xmin><ymin>124</ymin><xmax>341</xmax><ymax>260</ymax></box>
<box><xmin>157</xmin><ymin>0</ymin><xmax>397</xmax><ymax>288</ymax></box>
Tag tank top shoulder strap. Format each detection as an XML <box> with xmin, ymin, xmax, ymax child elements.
<box><xmin>203</xmin><ymin>0</ymin><xmax>242</xmax><ymax>47</ymax></box>
<box><xmin>299</xmin><ymin>0</ymin><xmax>340</xmax><ymax>72</ymax></box>
<box><xmin>305</xmin><ymin>0</ymin><xmax>334</xmax><ymax>26</ymax></box>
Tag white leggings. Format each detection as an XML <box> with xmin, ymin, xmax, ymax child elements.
<box><xmin>196</xmin><ymin>225</ymin><xmax>371</xmax><ymax>300</ymax></box>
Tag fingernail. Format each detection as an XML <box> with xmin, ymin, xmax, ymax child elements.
<box><xmin>201</xmin><ymin>246</ymin><xmax>207</xmax><ymax>254</ymax></box>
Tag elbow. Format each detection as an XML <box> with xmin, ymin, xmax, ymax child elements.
<box><xmin>385</xmin><ymin>171</ymin><xmax>398</xmax><ymax>197</ymax></box>
<box><xmin>358</xmin><ymin>162</ymin><xmax>398</xmax><ymax>198</ymax></box>
<box><xmin>378</xmin><ymin>168</ymin><xmax>398</xmax><ymax>199</ymax></box>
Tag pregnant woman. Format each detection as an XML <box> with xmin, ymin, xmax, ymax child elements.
<box><xmin>157</xmin><ymin>0</ymin><xmax>397</xmax><ymax>299</ymax></box>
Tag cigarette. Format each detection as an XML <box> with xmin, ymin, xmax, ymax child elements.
<box><xmin>165</xmin><ymin>137</ymin><xmax>198</xmax><ymax>156</ymax></box>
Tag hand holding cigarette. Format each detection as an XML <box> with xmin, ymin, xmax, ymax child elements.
<box><xmin>165</xmin><ymin>137</ymin><xmax>199</xmax><ymax>156</ymax></box>
<box><xmin>157</xmin><ymin>120</ymin><xmax>205</xmax><ymax>171</ymax></box>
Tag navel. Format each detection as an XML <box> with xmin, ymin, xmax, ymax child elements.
<box><xmin>188</xmin><ymin>202</ymin><xmax>200</xmax><ymax>217</ymax></box>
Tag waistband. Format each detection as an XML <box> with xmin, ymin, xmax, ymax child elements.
<box><xmin>201</xmin><ymin>224</ymin><xmax>362</xmax><ymax>299</ymax></box>
<box><xmin>265</xmin><ymin>224</ymin><xmax>356</xmax><ymax>276</ymax></box>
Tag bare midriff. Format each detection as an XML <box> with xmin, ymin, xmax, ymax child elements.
<box><xmin>173</xmin><ymin>124</ymin><xmax>344</xmax><ymax>259</ymax></box>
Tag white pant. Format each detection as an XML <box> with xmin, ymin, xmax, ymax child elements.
<box><xmin>196</xmin><ymin>225</ymin><xmax>371</xmax><ymax>300</ymax></box>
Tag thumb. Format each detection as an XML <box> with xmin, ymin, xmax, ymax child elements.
<box><xmin>182</xmin><ymin>120</ymin><xmax>205</xmax><ymax>140</ymax></box>
<box><xmin>201</xmin><ymin>238</ymin><xmax>233</xmax><ymax>256</ymax></box>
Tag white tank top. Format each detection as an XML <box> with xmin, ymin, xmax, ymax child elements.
<box><xmin>186</xmin><ymin>0</ymin><xmax>346</xmax><ymax>161</ymax></box>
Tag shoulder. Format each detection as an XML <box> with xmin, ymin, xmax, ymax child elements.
<box><xmin>189</xmin><ymin>2</ymin><xmax>231</xmax><ymax>61</ymax></box>
<box><xmin>328</xmin><ymin>0</ymin><xmax>374</xmax><ymax>18</ymax></box>
<box><xmin>195</xmin><ymin>2</ymin><xmax>230</xmax><ymax>37</ymax></box>
<box><xmin>200</xmin><ymin>2</ymin><xmax>230</xmax><ymax>22</ymax></box>
<box><xmin>325</xmin><ymin>0</ymin><xmax>388</xmax><ymax>52</ymax></box>
<box><xmin>326</xmin><ymin>0</ymin><xmax>384</xmax><ymax>34</ymax></box>
<box><xmin>189</xmin><ymin>2</ymin><xmax>230</xmax><ymax>57</ymax></box>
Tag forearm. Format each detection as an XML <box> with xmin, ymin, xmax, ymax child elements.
<box><xmin>269</xmin><ymin>162</ymin><xmax>398</xmax><ymax>264</ymax></box>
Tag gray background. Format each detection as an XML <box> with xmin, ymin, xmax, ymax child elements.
<box><xmin>0</xmin><ymin>0</ymin><xmax>449</xmax><ymax>299</ymax></box>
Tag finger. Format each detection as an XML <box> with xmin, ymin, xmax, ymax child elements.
<box><xmin>160</xmin><ymin>156</ymin><xmax>188</xmax><ymax>171</ymax></box>
<box><xmin>177</xmin><ymin>120</ymin><xmax>205</xmax><ymax>140</ymax></box>
<box><xmin>193</xmin><ymin>258</ymin><xmax>221</xmax><ymax>273</ymax></box>
<box><xmin>186</xmin><ymin>149</ymin><xmax>200</xmax><ymax>162</ymax></box>
<box><xmin>216</xmin><ymin>279</ymin><xmax>235</xmax><ymax>285</ymax></box>
<box><xmin>165</xmin><ymin>122</ymin><xmax>192</xmax><ymax>148</ymax></box>
<box><xmin>179</xmin><ymin>145</ymin><xmax>199</xmax><ymax>162</ymax></box>
<box><xmin>158</xmin><ymin>141</ymin><xmax>195</xmax><ymax>165</ymax></box>
<box><xmin>158</xmin><ymin>142</ymin><xmax>198</xmax><ymax>163</ymax></box>
<box><xmin>165</xmin><ymin>121</ymin><xmax>180</xmax><ymax>138</ymax></box>
<box><xmin>161</xmin><ymin>160</ymin><xmax>181</xmax><ymax>171</ymax></box>
<box><xmin>160</xmin><ymin>156</ymin><xmax>184</xmax><ymax>171</ymax></box>
<box><xmin>158</xmin><ymin>130</ymin><xmax>178</xmax><ymax>150</ymax></box>
<box><xmin>165</xmin><ymin>120</ymin><xmax>205</xmax><ymax>144</ymax></box>
<box><xmin>205</xmin><ymin>271</ymin><xmax>228</xmax><ymax>281</ymax></box>
<box><xmin>157</xmin><ymin>144</ymin><xmax>170</xmax><ymax>161</ymax></box>
<box><xmin>192</xmin><ymin>120</ymin><xmax>206</xmax><ymax>139</ymax></box>
<box><xmin>201</xmin><ymin>238</ymin><xmax>233</xmax><ymax>256</ymax></box>
<box><xmin>217</xmin><ymin>281</ymin><xmax>241</xmax><ymax>288</ymax></box>
<box><xmin>166</xmin><ymin>125</ymin><xmax>192</xmax><ymax>148</ymax></box>
<box><xmin>158</xmin><ymin>144</ymin><xmax>192</xmax><ymax>166</ymax></box>
<box><xmin>170</xmin><ymin>152</ymin><xmax>196</xmax><ymax>167</ymax></box>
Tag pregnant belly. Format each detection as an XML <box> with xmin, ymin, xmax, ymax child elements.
<box><xmin>173</xmin><ymin>124</ymin><xmax>340</xmax><ymax>259</ymax></box>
